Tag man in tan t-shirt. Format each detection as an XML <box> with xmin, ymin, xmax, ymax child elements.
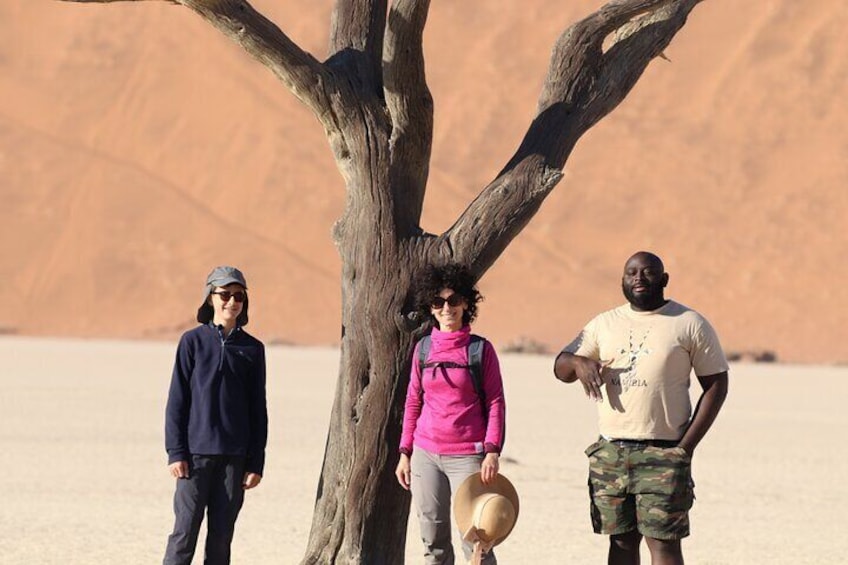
<box><xmin>554</xmin><ymin>251</ymin><xmax>729</xmax><ymax>565</ymax></box>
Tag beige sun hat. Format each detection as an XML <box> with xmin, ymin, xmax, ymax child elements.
<box><xmin>454</xmin><ymin>474</ymin><xmax>519</xmax><ymax>564</ymax></box>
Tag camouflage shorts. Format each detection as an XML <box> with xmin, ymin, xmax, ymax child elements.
<box><xmin>585</xmin><ymin>437</ymin><xmax>694</xmax><ymax>540</ymax></box>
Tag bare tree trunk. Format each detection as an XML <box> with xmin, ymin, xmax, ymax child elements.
<box><xmin>300</xmin><ymin>94</ymin><xmax>431</xmax><ymax>561</ymax></box>
<box><xmin>303</xmin><ymin>279</ymin><xmax>417</xmax><ymax>564</ymax></box>
<box><xmin>55</xmin><ymin>0</ymin><xmax>708</xmax><ymax>562</ymax></box>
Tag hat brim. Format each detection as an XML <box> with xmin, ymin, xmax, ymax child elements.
<box><xmin>454</xmin><ymin>473</ymin><xmax>520</xmax><ymax>547</ymax></box>
<box><xmin>207</xmin><ymin>277</ymin><xmax>247</xmax><ymax>289</ymax></box>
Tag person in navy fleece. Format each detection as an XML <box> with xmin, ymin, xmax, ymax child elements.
<box><xmin>163</xmin><ymin>266</ymin><xmax>267</xmax><ymax>565</ymax></box>
<box><xmin>396</xmin><ymin>264</ymin><xmax>506</xmax><ymax>565</ymax></box>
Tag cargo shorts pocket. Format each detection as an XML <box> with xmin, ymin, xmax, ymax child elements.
<box><xmin>633</xmin><ymin>446</ymin><xmax>694</xmax><ymax>497</ymax></box>
<box><xmin>584</xmin><ymin>439</ymin><xmax>606</xmax><ymax>458</ymax></box>
<box><xmin>585</xmin><ymin>439</ymin><xmax>625</xmax><ymax>497</ymax></box>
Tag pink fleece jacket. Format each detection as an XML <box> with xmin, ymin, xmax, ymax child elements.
<box><xmin>400</xmin><ymin>325</ymin><xmax>506</xmax><ymax>455</ymax></box>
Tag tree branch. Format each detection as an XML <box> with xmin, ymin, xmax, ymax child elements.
<box><xmin>178</xmin><ymin>1</ymin><xmax>337</xmax><ymax>123</ymax></box>
<box><xmin>444</xmin><ymin>0</ymin><xmax>702</xmax><ymax>275</ymax></box>
<box><xmin>438</xmin><ymin>157</ymin><xmax>563</xmax><ymax>276</ymax></box>
<box><xmin>534</xmin><ymin>0</ymin><xmax>703</xmax><ymax>148</ymax></box>
<box><xmin>59</xmin><ymin>0</ymin><xmax>347</xmax><ymax>136</ymax></box>
<box><xmin>384</xmin><ymin>0</ymin><xmax>433</xmax><ymax>234</ymax></box>
<box><xmin>583</xmin><ymin>0</ymin><xmax>702</xmax><ymax>128</ymax></box>
<box><xmin>328</xmin><ymin>0</ymin><xmax>387</xmax><ymax>93</ymax></box>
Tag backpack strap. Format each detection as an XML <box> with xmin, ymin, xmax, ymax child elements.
<box><xmin>417</xmin><ymin>334</ymin><xmax>431</xmax><ymax>382</ymax></box>
<box><xmin>416</xmin><ymin>335</ymin><xmax>431</xmax><ymax>403</ymax></box>
<box><xmin>467</xmin><ymin>334</ymin><xmax>487</xmax><ymax>417</ymax></box>
<box><xmin>468</xmin><ymin>335</ymin><xmax>506</xmax><ymax>452</ymax></box>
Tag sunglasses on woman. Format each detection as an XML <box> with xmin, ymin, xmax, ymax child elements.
<box><xmin>211</xmin><ymin>290</ymin><xmax>247</xmax><ymax>303</ymax></box>
<box><xmin>430</xmin><ymin>294</ymin><xmax>464</xmax><ymax>309</ymax></box>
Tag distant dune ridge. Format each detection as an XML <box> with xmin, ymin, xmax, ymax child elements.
<box><xmin>2</xmin><ymin>1</ymin><xmax>846</xmax><ymax>363</ymax></box>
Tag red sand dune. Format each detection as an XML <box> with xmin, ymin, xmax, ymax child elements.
<box><xmin>2</xmin><ymin>1</ymin><xmax>846</xmax><ymax>364</ymax></box>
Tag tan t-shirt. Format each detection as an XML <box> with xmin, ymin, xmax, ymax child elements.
<box><xmin>563</xmin><ymin>300</ymin><xmax>728</xmax><ymax>440</ymax></box>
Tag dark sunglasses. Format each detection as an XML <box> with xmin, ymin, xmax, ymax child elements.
<box><xmin>211</xmin><ymin>290</ymin><xmax>246</xmax><ymax>303</ymax></box>
<box><xmin>430</xmin><ymin>294</ymin><xmax>464</xmax><ymax>309</ymax></box>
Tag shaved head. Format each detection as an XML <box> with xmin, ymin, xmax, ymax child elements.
<box><xmin>624</xmin><ymin>251</ymin><xmax>664</xmax><ymax>274</ymax></box>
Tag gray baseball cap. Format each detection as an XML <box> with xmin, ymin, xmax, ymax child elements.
<box><xmin>196</xmin><ymin>265</ymin><xmax>250</xmax><ymax>326</ymax></box>
<box><xmin>205</xmin><ymin>265</ymin><xmax>248</xmax><ymax>289</ymax></box>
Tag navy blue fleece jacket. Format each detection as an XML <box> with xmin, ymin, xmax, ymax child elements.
<box><xmin>165</xmin><ymin>323</ymin><xmax>268</xmax><ymax>475</ymax></box>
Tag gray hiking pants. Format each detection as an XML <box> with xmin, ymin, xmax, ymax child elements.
<box><xmin>410</xmin><ymin>448</ymin><xmax>496</xmax><ymax>565</ymax></box>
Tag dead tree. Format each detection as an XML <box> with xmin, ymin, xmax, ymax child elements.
<box><xmin>59</xmin><ymin>0</ymin><xmax>706</xmax><ymax>562</ymax></box>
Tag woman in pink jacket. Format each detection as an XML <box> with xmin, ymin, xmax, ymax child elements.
<box><xmin>395</xmin><ymin>264</ymin><xmax>506</xmax><ymax>565</ymax></box>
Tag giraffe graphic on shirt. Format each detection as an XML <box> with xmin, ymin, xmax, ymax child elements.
<box><xmin>611</xmin><ymin>326</ymin><xmax>651</xmax><ymax>393</ymax></box>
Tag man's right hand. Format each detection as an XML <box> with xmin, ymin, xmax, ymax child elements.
<box><xmin>169</xmin><ymin>461</ymin><xmax>189</xmax><ymax>479</ymax></box>
<box><xmin>573</xmin><ymin>356</ymin><xmax>608</xmax><ymax>402</ymax></box>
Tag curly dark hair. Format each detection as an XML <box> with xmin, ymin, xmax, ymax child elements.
<box><xmin>415</xmin><ymin>263</ymin><xmax>483</xmax><ymax>327</ymax></box>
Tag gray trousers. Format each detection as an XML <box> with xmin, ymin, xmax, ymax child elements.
<box><xmin>410</xmin><ymin>448</ymin><xmax>496</xmax><ymax>565</ymax></box>
<box><xmin>163</xmin><ymin>455</ymin><xmax>246</xmax><ymax>565</ymax></box>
